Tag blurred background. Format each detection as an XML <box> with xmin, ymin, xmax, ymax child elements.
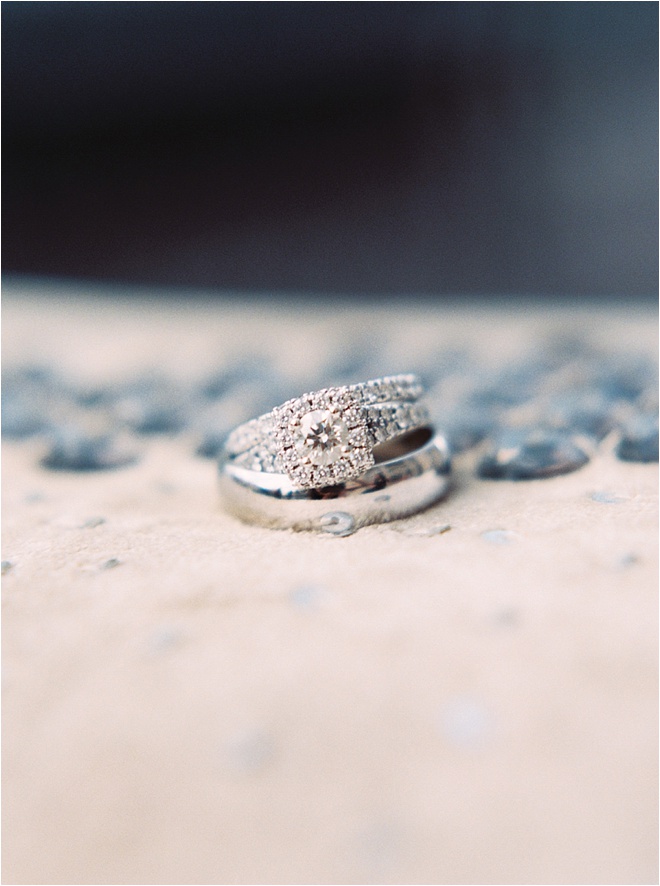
<box><xmin>2</xmin><ymin>1</ymin><xmax>658</xmax><ymax>298</ymax></box>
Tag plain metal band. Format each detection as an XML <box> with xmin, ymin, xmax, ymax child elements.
<box><xmin>219</xmin><ymin>431</ymin><xmax>451</xmax><ymax>531</ymax></box>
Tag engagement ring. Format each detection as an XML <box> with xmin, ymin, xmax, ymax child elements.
<box><xmin>224</xmin><ymin>374</ymin><xmax>430</xmax><ymax>489</ymax></box>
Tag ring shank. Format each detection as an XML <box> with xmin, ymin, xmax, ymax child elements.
<box><xmin>219</xmin><ymin>430</ymin><xmax>451</xmax><ymax>531</ymax></box>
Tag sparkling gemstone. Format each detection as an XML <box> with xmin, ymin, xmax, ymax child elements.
<box><xmin>296</xmin><ymin>409</ymin><xmax>349</xmax><ymax>466</ymax></box>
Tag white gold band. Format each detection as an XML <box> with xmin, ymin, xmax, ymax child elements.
<box><xmin>219</xmin><ymin>429</ymin><xmax>451</xmax><ymax>531</ymax></box>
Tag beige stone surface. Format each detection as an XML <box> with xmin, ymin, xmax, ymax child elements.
<box><xmin>2</xmin><ymin>286</ymin><xmax>658</xmax><ymax>884</ymax></box>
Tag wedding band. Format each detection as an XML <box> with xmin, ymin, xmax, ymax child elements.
<box><xmin>224</xmin><ymin>374</ymin><xmax>429</xmax><ymax>489</ymax></box>
<box><xmin>219</xmin><ymin>428</ymin><xmax>451</xmax><ymax>531</ymax></box>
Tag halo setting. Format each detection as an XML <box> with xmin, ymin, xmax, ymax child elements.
<box><xmin>273</xmin><ymin>389</ymin><xmax>373</xmax><ymax>488</ymax></box>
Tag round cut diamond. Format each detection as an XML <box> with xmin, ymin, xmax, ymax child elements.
<box><xmin>296</xmin><ymin>409</ymin><xmax>349</xmax><ymax>466</ymax></box>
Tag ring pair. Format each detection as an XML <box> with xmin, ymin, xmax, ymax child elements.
<box><xmin>219</xmin><ymin>374</ymin><xmax>450</xmax><ymax>531</ymax></box>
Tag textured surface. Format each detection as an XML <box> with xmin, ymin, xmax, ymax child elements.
<box><xmin>2</xmin><ymin>285</ymin><xmax>658</xmax><ymax>885</ymax></box>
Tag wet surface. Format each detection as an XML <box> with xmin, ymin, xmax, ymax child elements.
<box><xmin>616</xmin><ymin>413</ymin><xmax>659</xmax><ymax>463</ymax></box>
<box><xmin>3</xmin><ymin>336</ymin><xmax>657</xmax><ymax>482</ymax></box>
<box><xmin>40</xmin><ymin>428</ymin><xmax>138</xmax><ymax>472</ymax></box>
<box><xmin>477</xmin><ymin>429</ymin><xmax>590</xmax><ymax>480</ymax></box>
<box><xmin>2</xmin><ymin>298</ymin><xmax>657</xmax><ymax>886</ymax></box>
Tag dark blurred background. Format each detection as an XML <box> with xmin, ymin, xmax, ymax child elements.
<box><xmin>2</xmin><ymin>1</ymin><xmax>658</xmax><ymax>297</ymax></box>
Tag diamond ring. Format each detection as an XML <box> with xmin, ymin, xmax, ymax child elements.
<box><xmin>223</xmin><ymin>374</ymin><xmax>430</xmax><ymax>489</ymax></box>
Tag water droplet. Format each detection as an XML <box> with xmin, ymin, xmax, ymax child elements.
<box><xmin>2</xmin><ymin>365</ymin><xmax>60</xmax><ymax>439</ymax></box>
<box><xmin>438</xmin><ymin>696</ymin><xmax>494</xmax><ymax>749</ymax></box>
<box><xmin>481</xmin><ymin>529</ymin><xmax>517</xmax><ymax>545</ymax></box>
<box><xmin>425</xmin><ymin>524</ymin><xmax>451</xmax><ymax>536</ymax></box>
<box><xmin>148</xmin><ymin>626</ymin><xmax>183</xmax><ymax>653</ymax></box>
<box><xmin>616</xmin><ymin>413</ymin><xmax>659</xmax><ymax>463</ymax></box>
<box><xmin>112</xmin><ymin>375</ymin><xmax>190</xmax><ymax>435</ymax></box>
<box><xmin>434</xmin><ymin>403</ymin><xmax>497</xmax><ymax>453</ymax></box>
<box><xmin>319</xmin><ymin>511</ymin><xmax>356</xmax><ymax>537</ymax></box>
<box><xmin>226</xmin><ymin>729</ymin><xmax>275</xmax><ymax>774</ymax></box>
<box><xmin>81</xmin><ymin>516</ymin><xmax>106</xmax><ymax>529</ymax></box>
<box><xmin>477</xmin><ymin>428</ymin><xmax>589</xmax><ymax>480</ymax></box>
<box><xmin>546</xmin><ymin>390</ymin><xmax>617</xmax><ymax>440</ymax></box>
<box><xmin>493</xmin><ymin>607</ymin><xmax>519</xmax><ymax>626</ymax></box>
<box><xmin>590</xmin><ymin>491</ymin><xmax>626</xmax><ymax>504</ymax></box>
<box><xmin>289</xmin><ymin>584</ymin><xmax>327</xmax><ymax>610</ymax></box>
<box><xmin>41</xmin><ymin>428</ymin><xmax>137</xmax><ymax>472</ymax></box>
<box><xmin>24</xmin><ymin>491</ymin><xmax>45</xmax><ymax>504</ymax></box>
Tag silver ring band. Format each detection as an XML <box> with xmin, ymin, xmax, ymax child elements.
<box><xmin>219</xmin><ymin>428</ymin><xmax>451</xmax><ymax>531</ymax></box>
<box><xmin>224</xmin><ymin>373</ymin><xmax>430</xmax><ymax>489</ymax></box>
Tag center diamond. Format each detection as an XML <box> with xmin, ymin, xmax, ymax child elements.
<box><xmin>297</xmin><ymin>409</ymin><xmax>349</xmax><ymax>466</ymax></box>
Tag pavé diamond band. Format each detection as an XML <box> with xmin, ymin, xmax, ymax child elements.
<box><xmin>219</xmin><ymin>428</ymin><xmax>451</xmax><ymax>531</ymax></box>
<box><xmin>224</xmin><ymin>374</ymin><xmax>430</xmax><ymax>489</ymax></box>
